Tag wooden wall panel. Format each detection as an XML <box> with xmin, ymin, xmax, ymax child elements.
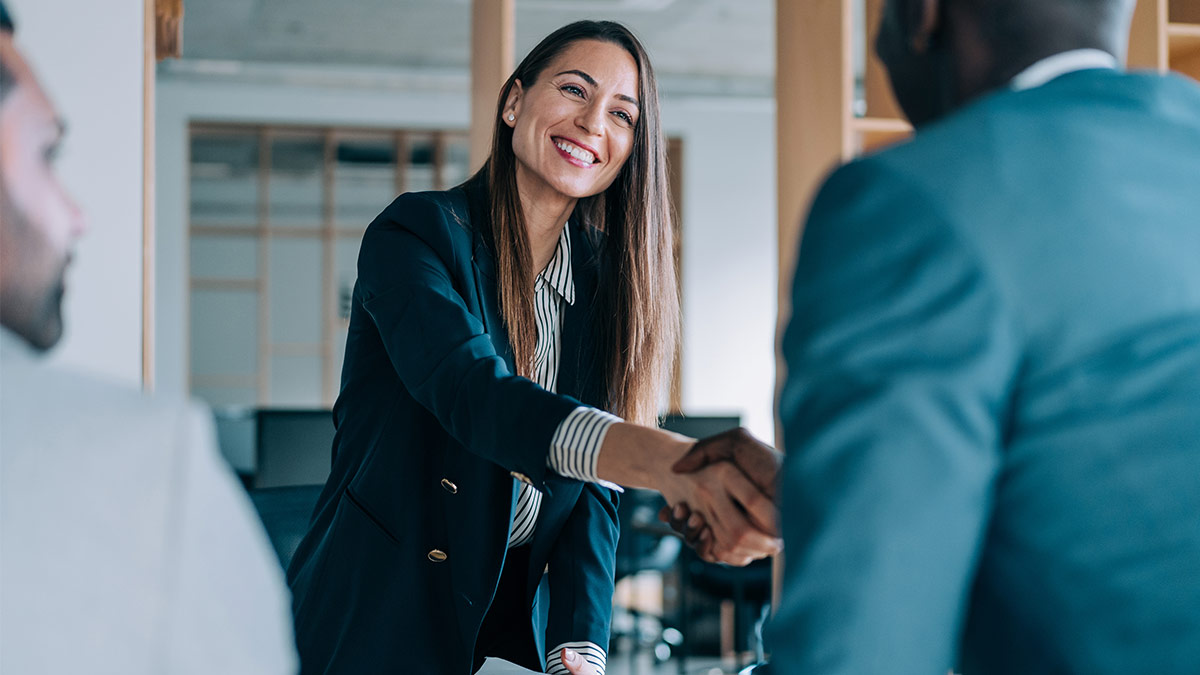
<box><xmin>1129</xmin><ymin>0</ymin><xmax>1169</xmax><ymax>70</ymax></box>
<box><xmin>469</xmin><ymin>0</ymin><xmax>515</xmax><ymax>172</ymax></box>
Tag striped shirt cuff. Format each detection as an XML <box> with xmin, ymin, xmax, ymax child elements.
<box><xmin>546</xmin><ymin>641</ymin><xmax>606</xmax><ymax>675</ymax></box>
<box><xmin>548</xmin><ymin>407</ymin><xmax>623</xmax><ymax>492</ymax></box>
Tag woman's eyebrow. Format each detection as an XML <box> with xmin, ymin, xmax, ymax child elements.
<box><xmin>555</xmin><ymin>69</ymin><xmax>596</xmax><ymax>86</ymax></box>
<box><xmin>555</xmin><ymin>69</ymin><xmax>640</xmax><ymax>108</ymax></box>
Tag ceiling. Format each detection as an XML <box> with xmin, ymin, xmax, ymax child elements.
<box><xmin>167</xmin><ymin>0</ymin><xmax>777</xmax><ymax>96</ymax></box>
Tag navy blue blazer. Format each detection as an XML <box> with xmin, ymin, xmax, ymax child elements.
<box><xmin>287</xmin><ymin>181</ymin><xmax>620</xmax><ymax>674</ymax></box>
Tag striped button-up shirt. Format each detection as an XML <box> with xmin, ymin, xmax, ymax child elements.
<box><xmin>505</xmin><ymin>225</ymin><xmax>620</xmax><ymax>675</ymax></box>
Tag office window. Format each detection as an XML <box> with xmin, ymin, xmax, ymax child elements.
<box><xmin>188</xmin><ymin>124</ymin><xmax>470</xmax><ymax>408</ymax></box>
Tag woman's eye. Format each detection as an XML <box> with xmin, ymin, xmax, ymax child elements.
<box><xmin>613</xmin><ymin>111</ymin><xmax>634</xmax><ymax>125</ymax></box>
<box><xmin>562</xmin><ymin>84</ymin><xmax>585</xmax><ymax>97</ymax></box>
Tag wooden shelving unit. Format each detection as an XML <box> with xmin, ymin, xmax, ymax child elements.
<box><xmin>1130</xmin><ymin>0</ymin><xmax>1200</xmax><ymax>78</ymax></box>
<box><xmin>1167</xmin><ymin>21</ymin><xmax>1200</xmax><ymax>78</ymax></box>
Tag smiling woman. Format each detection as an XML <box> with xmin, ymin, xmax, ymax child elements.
<box><xmin>285</xmin><ymin>20</ymin><xmax>693</xmax><ymax>675</ymax></box>
<box><xmin>486</xmin><ymin>23</ymin><xmax>676</xmax><ymax>423</ymax></box>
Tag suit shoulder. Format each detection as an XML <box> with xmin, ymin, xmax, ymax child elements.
<box><xmin>0</xmin><ymin>362</ymin><xmax>209</xmax><ymax>484</ymax></box>
<box><xmin>371</xmin><ymin>189</ymin><xmax>473</xmax><ymax>242</ymax></box>
<box><xmin>27</xmin><ymin>363</ymin><xmax>187</xmax><ymax>419</ymax></box>
<box><xmin>360</xmin><ymin>189</ymin><xmax>476</xmax><ymax>275</ymax></box>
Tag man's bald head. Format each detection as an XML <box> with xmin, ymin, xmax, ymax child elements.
<box><xmin>957</xmin><ymin>0</ymin><xmax>1135</xmax><ymax>63</ymax></box>
<box><xmin>876</xmin><ymin>0</ymin><xmax>1137</xmax><ymax>126</ymax></box>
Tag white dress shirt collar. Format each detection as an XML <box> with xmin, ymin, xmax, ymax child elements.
<box><xmin>535</xmin><ymin>225</ymin><xmax>575</xmax><ymax>306</ymax></box>
<box><xmin>1009</xmin><ymin>48</ymin><xmax>1119</xmax><ymax>92</ymax></box>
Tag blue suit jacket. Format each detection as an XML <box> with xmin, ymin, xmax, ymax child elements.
<box><xmin>771</xmin><ymin>69</ymin><xmax>1200</xmax><ymax>673</ymax></box>
<box><xmin>287</xmin><ymin>181</ymin><xmax>619</xmax><ymax>674</ymax></box>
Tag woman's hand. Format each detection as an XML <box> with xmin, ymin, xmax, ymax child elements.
<box><xmin>594</xmin><ymin>422</ymin><xmax>781</xmax><ymax>566</ymax></box>
<box><xmin>659</xmin><ymin>502</ymin><xmax>715</xmax><ymax>560</ymax></box>
<box><xmin>557</xmin><ymin>647</ymin><xmax>603</xmax><ymax>675</ymax></box>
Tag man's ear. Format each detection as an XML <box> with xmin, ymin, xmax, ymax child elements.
<box><xmin>502</xmin><ymin>79</ymin><xmax>524</xmax><ymax>127</ymax></box>
<box><xmin>907</xmin><ymin>0</ymin><xmax>942</xmax><ymax>54</ymax></box>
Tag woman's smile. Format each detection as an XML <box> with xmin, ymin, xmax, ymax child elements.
<box><xmin>552</xmin><ymin>136</ymin><xmax>600</xmax><ymax>168</ymax></box>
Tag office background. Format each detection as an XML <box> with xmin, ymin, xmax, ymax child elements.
<box><xmin>9</xmin><ymin>0</ymin><xmax>1200</xmax><ymax>670</ymax></box>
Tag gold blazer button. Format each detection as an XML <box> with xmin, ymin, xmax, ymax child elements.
<box><xmin>440</xmin><ymin>478</ymin><xmax>458</xmax><ymax>494</ymax></box>
<box><xmin>427</xmin><ymin>549</ymin><xmax>448</xmax><ymax>563</ymax></box>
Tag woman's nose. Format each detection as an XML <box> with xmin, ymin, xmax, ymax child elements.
<box><xmin>575</xmin><ymin>101</ymin><xmax>606</xmax><ymax>136</ymax></box>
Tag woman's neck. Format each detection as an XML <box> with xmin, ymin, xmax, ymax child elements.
<box><xmin>515</xmin><ymin>166</ymin><xmax>577</xmax><ymax>274</ymax></box>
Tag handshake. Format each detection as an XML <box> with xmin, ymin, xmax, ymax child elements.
<box><xmin>656</xmin><ymin>428</ymin><xmax>784</xmax><ymax>567</ymax></box>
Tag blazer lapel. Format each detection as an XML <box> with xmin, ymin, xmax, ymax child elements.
<box><xmin>557</xmin><ymin>220</ymin><xmax>604</xmax><ymax>408</ymax></box>
<box><xmin>469</xmin><ymin>206</ymin><xmax>518</xmax><ymax>376</ymax></box>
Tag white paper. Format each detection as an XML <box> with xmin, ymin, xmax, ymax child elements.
<box><xmin>477</xmin><ymin>657</ymin><xmax>542</xmax><ymax>674</ymax></box>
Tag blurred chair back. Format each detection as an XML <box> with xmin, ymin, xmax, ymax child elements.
<box><xmin>616</xmin><ymin>488</ymin><xmax>681</xmax><ymax>581</ymax></box>
<box><xmin>248</xmin><ymin>484</ymin><xmax>323</xmax><ymax>570</ymax></box>
<box><xmin>255</xmin><ymin>409</ymin><xmax>335</xmax><ymax>489</ymax></box>
<box><xmin>657</xmin><ymin>414</ymin><xmax>773</xmax><ymax>667</ymax></box>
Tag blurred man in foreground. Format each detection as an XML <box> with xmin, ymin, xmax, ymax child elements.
<box><xmin>0</xmin><ymin>4</ymin><xmax>297</xmax><ymax>671</ymax></box>
<box><xmin>769</xmin><ymin>0</ymin><xmax>1200</xmax><ymax>672</ymax></box>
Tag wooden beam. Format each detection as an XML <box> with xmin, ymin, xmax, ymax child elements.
<box><xmin>143</xmin><ymin>0</ymin><xmax>157</xmax><ymax>390</ymax></box>
<box><xmin>776</xmin><ymin>0</ymin><xmax>854</xmax><ymax>304</ymax></box>
<box><xmin>469</xmin><ymin>0</ymin><xmax>515</xmax><ymax>172</ymax></box>
<box><xmin>155</xmin><ymin>0</ymin><xmax>183</xmax><ymax>61</ymax></box>
<box><xmin>1128</xmin><ymin>0</ymin><xmax>1168</xmax><ymax>71</ymax></box>
<box><xmin>774</xmin><ymin>0</ymin><xmax>855</xmax><ymax>619</ymax></box>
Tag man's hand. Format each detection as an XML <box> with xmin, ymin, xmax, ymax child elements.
<box><xmin>659</xmin><ymin>428</ymin><xmax>783</xmax><ymax>563</ymax></box>
<box><xmin>592</xmin><ymin>423</ymin><xmax>781</xmax><ymax>566</ymax></box>
<box><xmin>672</xmin><ymin>427</ymin><xmax>783</xmax><ymax>500</ymax></box>
<box><xmin>557</xmin><ymin>647</ymin><xmax>602</xmax><ymax>675</ymax></box>
<box><xmin>655</xmin><ymin>459</ymin><xmax>781</xmax><ymax>566</ymax></box>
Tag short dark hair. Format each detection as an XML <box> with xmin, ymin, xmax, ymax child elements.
<box><xmin>958</xmin><ymin>0</ymin><xmax>1134</xmax><ymax>56</ymax></box>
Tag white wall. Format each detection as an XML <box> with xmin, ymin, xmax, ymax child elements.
<box><xmin>157</xmin><ymin>78</ymin><xmax>778</xmax><ymax>440</ymax></box>
<box><xmin>9</xmin><ymin>0</ymin><xmax>145</xmax><ymax>386</ymax></box>
<box><xmin>669</xmin><ymin>98</ymin><xmax>777</xmax><ymax>440</ymax></box>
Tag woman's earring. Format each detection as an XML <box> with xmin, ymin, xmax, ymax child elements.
<box><xmin>508</xmin><ymin>114</ymin><xmax>515</xmax><ymax>122</ymax></box>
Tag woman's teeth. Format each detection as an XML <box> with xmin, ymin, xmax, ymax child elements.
<box><xmin>555</xmin><ymin>140</ymin><xmax>596</xmax><ymax>164</ymax></box>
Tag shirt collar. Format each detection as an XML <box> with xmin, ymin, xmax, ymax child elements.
<box><xmin>535</xmin><ymin>225</ymin><xmax>575</xmax><ymax>305</ymax></box>
<box><xmin>1009</xmin><ymin>48</ymin><xmax>1118</xmax><ymax>92</ymax></box>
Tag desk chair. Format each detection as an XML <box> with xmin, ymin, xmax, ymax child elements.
<box><xmin>681</xmin><ymin>553</ymin><xmax>772</xmax><ymax>669</ymax></box>
<box><xmin>612</xmin><ymin>488</ymin><xmax>683</xmax><ymax>670</ymax></box>
<box><xmin>656</xmin><ymin>414</ymin><xmax>774</xmax><ymax>673</ymax></box>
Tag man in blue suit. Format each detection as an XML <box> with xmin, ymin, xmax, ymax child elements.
<box><xmin>768</xmin><ymin>0</ymin><xmax>1200</xmax><ymax>672</ymax></box>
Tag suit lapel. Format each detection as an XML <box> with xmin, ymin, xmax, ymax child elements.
<box><xmin>468</xmin><ymin>200</ymin><xmax>517</xmax><ymax>376</ymax></box>
<box><xmin>557</xmin><ymin>220</ymin><xmax>603</xmax><ymax>408</ymax></box>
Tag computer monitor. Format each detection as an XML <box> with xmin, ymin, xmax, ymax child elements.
<box><xmin>254</xmin><ymin>409</ymin><xmax>336</xmax><ymax>489</ymax></box>
<box><xmin>658</xmin><ymin>414</ymin><xmax>741</xmax><ymax>440</ymax></box>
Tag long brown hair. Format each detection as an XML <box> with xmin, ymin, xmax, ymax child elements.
<box><xmin>471</xmin><ymin>20</ymin><xmax>678</xmax><ymax>426</ymax></box>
